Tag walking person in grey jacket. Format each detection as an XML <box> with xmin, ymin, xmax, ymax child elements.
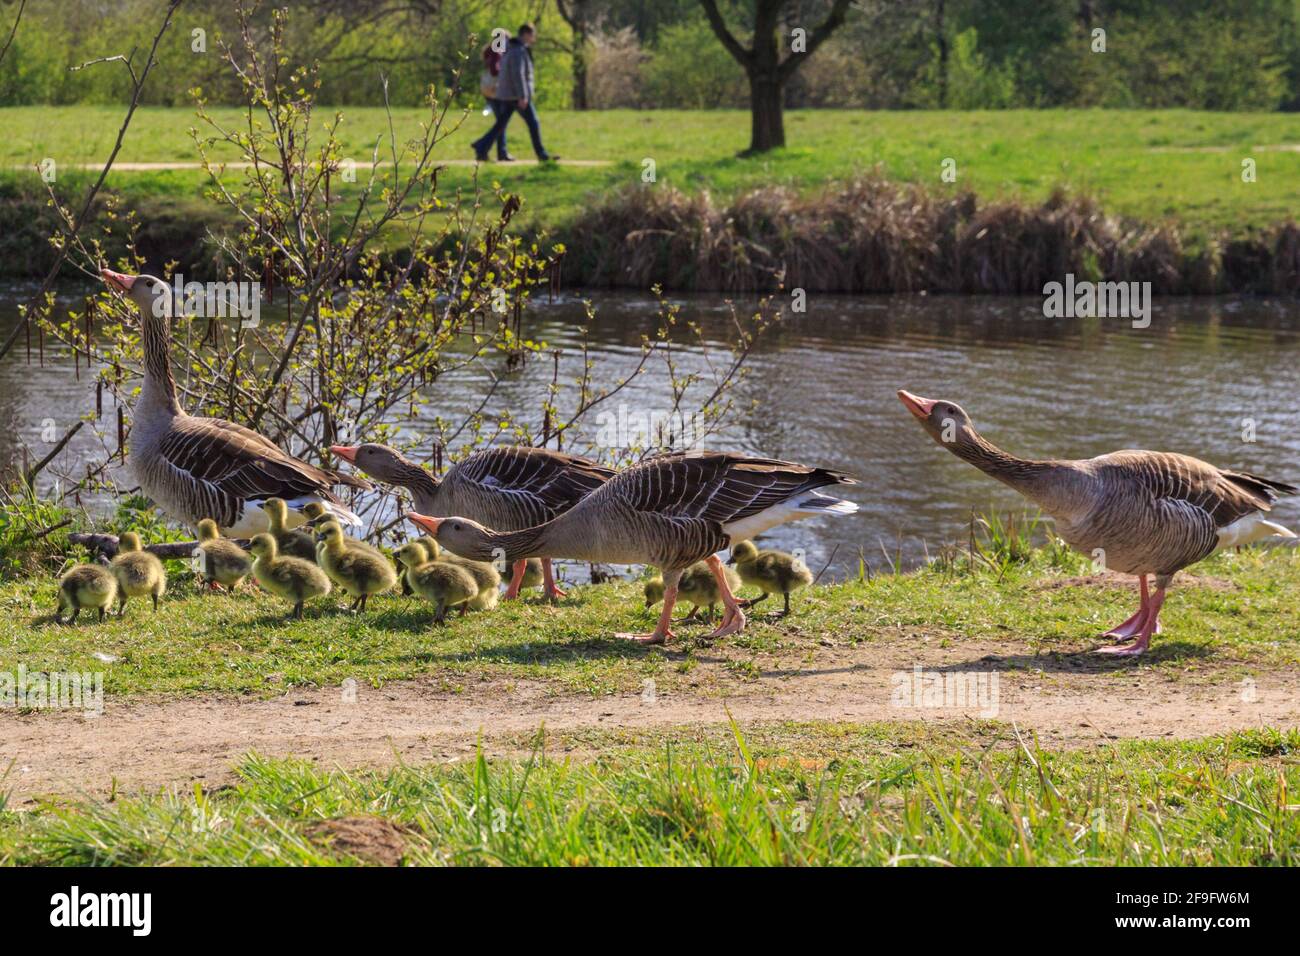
<box><xmin>472</xmin><ymin>23</ymin><xmax>557</xmax><ymax>162</ymax></box>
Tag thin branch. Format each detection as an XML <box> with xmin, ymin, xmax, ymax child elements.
<box><xmin>0</xmin><ymin>0</ymin><xmax>182</xmax><ymax>363</ymax></box>
<box><xmin>0</xmin><ymin>0</ymin><xmax>26</xmax><ymax>68</ymax></box>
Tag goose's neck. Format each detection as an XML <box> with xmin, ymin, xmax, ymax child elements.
<box><xmin>139</xmin><ymin>304</ymin><xmax>182</xmax><ymax>417</ymax></box>
<box><xmin>953</xmin><ymin>429</ymin><xmax>1083</xmax><ymax>514</ymax></box>
<box><xmin>381</xmin><ymin>456</ymin><xmax>441</xmax><ymax>509</ymax></box>
<box><xmin>463</xmin><ymin>522</ymin><xmax>554</xmax><ymax>564</ymax></box>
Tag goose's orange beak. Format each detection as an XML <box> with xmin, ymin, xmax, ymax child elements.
<box><xmin>897</xmin><ymin>389</ymin><xmax>937</xmax><ymax>421</ymax></box>
<box><xmin>100</xmin><ymin>267</ymin><xmax>137</xmax><ymax>293</ymax></box>
<box><xmin>408</xmin><ymin>513</ymin><xmax>442</xmax><ymax>536</ymax></box>
<box><xmin>330</xmin><ymin>444</ymin><xmax>359</xmax><ymax>464</ymax></box>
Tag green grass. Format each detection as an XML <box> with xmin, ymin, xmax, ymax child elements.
<box><xmin>3</xmin><ymin>106</ymin><xmax>1299</xmax><ymax>234</ymax></box>
<box><xmin>2</xmin><ymin>722</ymin><xmax>1296</xmax><ymax>865</ymax></box>
<box><xmin>2</xmin><ymin>546</ymin><xmax>1296</xmax><ymax>699</ymax></box>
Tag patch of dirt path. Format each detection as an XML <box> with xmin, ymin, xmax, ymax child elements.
<box><xmin>4</xmin><ymin>637</ymin><xmax>1297</xmax><ymax>802</ymax></box>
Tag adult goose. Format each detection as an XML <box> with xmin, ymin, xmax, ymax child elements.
<box><xmin>100</xmin><ymin>269</ymin><xmax>367</xmax><ymax>536</ymax></box>
<box><xmin>330</xmin><ymin>442</ymin><xmax>614</xmax><ymax>600</ymax></box>
<box><xmin>407</xmin><ymin>450</ymin><xmax>858</xmax><ymax>644</ymax></box>
<box><xmin>898</xmin><ymin>390</ymin><xmax>1297</xmax><ymax>655</ymax></box>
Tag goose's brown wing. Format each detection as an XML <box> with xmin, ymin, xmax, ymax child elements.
<box><xmin>618</xmin><ymin>450</ymin><xmax>855</xmax><ymax>525</ymax></box>
<box><xmin>454</xmin><ymin>446</ymin><xmax>615</xmax><ymax>521</ymax></box>
<box><xmin>157</xmin><ymin>415</ymin><xmax>368</xmax><ymax>505</ymax></box>
<box><xmin>1104</xmin><ymin>451</ymin><xmax>1294</xmax><ymax>530</ymax></box>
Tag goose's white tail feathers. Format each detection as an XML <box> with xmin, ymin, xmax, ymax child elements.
<box><xmin>322</xmin><ymin>501</ymin><xmax>362</xmax><ymax>528</ymax></box>
<box><xmin>721</xmin><ymin>492</ymin><xmax>859</xmax><ymax>542</ymax></box>
<box><xmin>1217</xmin><ymin>513</ymin><xmax>1296</xmax><ymax>548</ymax></box>
<box><xmin>803</xmin><ymin>495</ymin><xmax>858</xmax><ymax>516</ymax></box>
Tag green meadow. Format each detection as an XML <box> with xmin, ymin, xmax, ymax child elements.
<box><xmin>3</xmin><ymin>106</ymin><xmax>1297</xmax><ymax>234</ymax></box>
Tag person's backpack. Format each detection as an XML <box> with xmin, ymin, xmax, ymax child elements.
<box><xmin>480</xmin><ymin>47</ymin><xmax>502</xmax><ymax>98</ymax></box>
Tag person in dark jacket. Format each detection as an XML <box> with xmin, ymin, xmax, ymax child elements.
<box><xmin>480</xmin><ymin>33</ymin><xmax>513</xmax><ymax>161</ymax></box>
<box><xmin>471</xmin><ymin>23</ymin><xmax>556</xmax><ymax>163</ymax></box>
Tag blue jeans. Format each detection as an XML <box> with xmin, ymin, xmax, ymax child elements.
<box><xmin>487</xmin><ymin>98</ymin><xmax>510</xmax><ymax>158</ymax></box>
<box><xmin>473</xmin><ymin>100</ymin><xmax>548</xmax><ymax>160</ymax></box>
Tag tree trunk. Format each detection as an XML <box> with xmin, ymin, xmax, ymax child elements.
<box><xmin>746</xmin><ymin>71</ymin><xmax>785</xmax><ymax>153</ymax></box>
<box><xmin>572</xmin><ymin>32</ymin><xmax>588</xmax><ymax>109</ymax></box>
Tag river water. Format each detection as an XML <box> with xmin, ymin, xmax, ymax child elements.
<box><xmin>2</xmin><ymin>284</ymin><xmax>1298</xmax><ymax>577</ymax></box>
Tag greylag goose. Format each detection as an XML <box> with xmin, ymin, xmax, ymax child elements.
<box><xmin>330</xmin><ymin>442</ymin><xmax>613</xmax><ymax>601</ymax></box>
<box><xmin>99</xmin><ymin>269</ymin><xmax>367</xmax><ymax>536</ymax></box>
<box><xmin>407</xmin><ymin>450</ymin><xmax>858</xmax><ymax>644</ymax></box>
<box><xmin>898</xmin><ymin>389</ymin><xmax>1297</xmax><ymax>655</ymax></box>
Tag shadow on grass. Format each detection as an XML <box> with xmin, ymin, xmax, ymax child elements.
<box><xmin>947</xmin><ymin>640</ymin><xmax>1214</xmax><ymax>673</ymax></box>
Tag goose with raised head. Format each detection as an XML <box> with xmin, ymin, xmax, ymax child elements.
<box><xmin>99</xmin><ymin>269</ymin><xmax>368</xmax><ymax>537</ymax></box>
<box><xmin>898</xmin><ymin>389</ymin><xmax>1298</xmax><ymax>656</ymax></box>
<box><xmin>408</xmin><ymin>450</ymin><xmax>858</xmax><ymax>644</ymax></box>
<box><xmin>330</xmin><ymin>442</ymin><xmax>613</xmax><ymax>601</ymax></box>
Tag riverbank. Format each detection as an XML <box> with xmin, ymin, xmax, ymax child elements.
<box><xmin>4</xmin><ymin>107</ymin><xmax>1300</xmax><ymax>293</ymax></box>
<box><xmin>3</xmin><ymin>545</ymin><xmax>1296</xmax><ymax>862</ymax></box>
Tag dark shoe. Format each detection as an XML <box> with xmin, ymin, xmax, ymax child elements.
<box><xmin>539</xmin><ymin>154</ymin><xmax>559</xmax><ymax>163</ymax></box>
<box><xmin>498</xmin><ymin>153</ymin><xmax>517</xmax><ymax>162</ymax></box>
<box><xmin>472</xmin><ymin>146</ymin><xmax>489</xmax><ymax>162</ymax></box>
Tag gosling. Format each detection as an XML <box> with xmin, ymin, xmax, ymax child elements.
<box><xmin>196</xmin><ymin>519</ymin><xmax>252</xmax><ymax>591</ymax></box>
<box><xmin>444</xmin><ymin>552</ymin><xmax>501</xmax><ymax>613</ymax></box>
<box><xmin>317</xmin><ymin>522</ymin><xmax>397</xmax><ymax>611</ymax></box>
<box><xmin>262</xmin><ymin>497</ymin><xmax>317</xmax><ymax>562</ymax></box>
<box><xmin>399</xmin><ymin>536</ymin><xmax>443</xmax><ymax>596</ymax></box>
<box><xmin>645</xmin><ymin>560</ymin><xmax>742</xmax><ymax>622</ymax></box>
<box><xmin>307</xmin><ymin>512</ymin><xmax>386</xmax><ymax>562</ymax></box>
<box><xmin>56</xmin><ymin>564</ymin><xmax>118</xmax><ymax>624</ymax></box>
<box><xmin>109</xmin><ymin>531</ymin><xmax>166</xmax><ymax>615</ymax></box>
<box><xmin>395</xmin><ymin>542</ymin><xmax>478</xmax><ymax>623</ymax></box>
<box><xmin>248</xmin><ymin>534</ymin><xmax>332</xmax><ymax>620</ymax></box>
<box><xmin>728</xmin><ymin>540</ymin><xmax>814</xmax><ymax>616</ymax></box>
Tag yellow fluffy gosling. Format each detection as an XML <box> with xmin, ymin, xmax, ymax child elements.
<box><xmin>728</xmin><ymin>540</ymin><xmax>814</xmax><ymax>616</ymax></box>
<box><xmin>317</xmin><ymin>522</ymin><xmax>397</xmax><ymax>611</ymax></box>
<box><xmin>196</xmin><ymin>518</ymin><xmax>252</xmax><ymax>591</ymax></box>
<box><xmin>110</xmin><ymin>531</ymin><xmax>166</xmax><ymax>614</ymax></box>
<box><xmin>56</xmin><ymin>564</ymin><xmax>118</xmax><ymax>624</ymax></box>
<box><xmin>262</xmin><ymin>497</ymin><xmax>317</xmax><ymax>562</ymax></box>
<box><xmin>248</xmin><ymin>534</ymin><xmax>332</xmax><ymax>620</ymax></box>
<box><xmin>645</xmin><ymin>560</ymin><xmax>742</xmax><ymax>622</ymax></box>
<box><xmin>396</xmin><ymin>542</ymin><xmax>478</xmax><ymax>623</ymax></box>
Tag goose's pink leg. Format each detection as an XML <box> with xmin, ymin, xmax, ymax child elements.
<box><xmin>1095</xmin><ymin>587</ymin><xmax>1165</xmax><ymax>656</ymax></box>
<box><xmin>541</xmin><ymin>559</ymin><xmax>567</xmax><ymax>600</ymax></box>
<box><xmin>502</xmin><ymin>560</ymin><xmax>528</xmax><ymax>600</ymax></box>
<box><xmin>1102</xmin><ymin>575</ymin><xmax>1163</xmax><ymax>641</ymax></box>
<box><xmin>618</xmin><ymin>584</ymin><xmax>677</xmax><ymax>645</ymax></box>
<box><xmin>704</xmin><ymin>555</ymin><xmax>747</xmax><ymax>640</ymax></box>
